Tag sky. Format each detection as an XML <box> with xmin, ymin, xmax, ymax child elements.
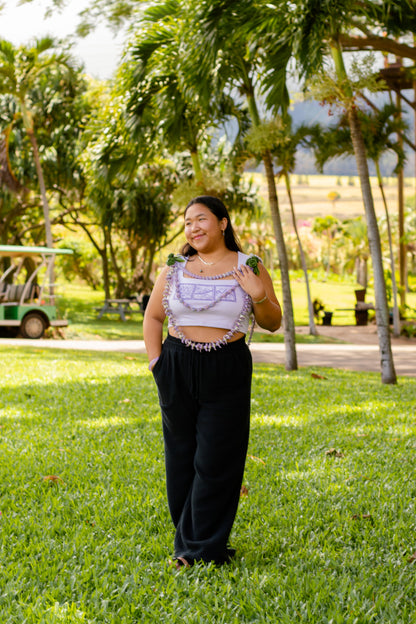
<box><xmin>0</xmin><ymin>0</ymin><xmax>124</xmax><ymax>78</ymax></box>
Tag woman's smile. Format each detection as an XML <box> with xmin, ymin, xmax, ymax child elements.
<box><xmin>184</xmin><ymin>203</ymin><xmax>226</xmax><ymax>251</ymax></box>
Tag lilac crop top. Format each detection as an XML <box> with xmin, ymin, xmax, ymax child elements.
<box><xmin>166</xmin><ymin>252</ymin><xmax>255</xmax><ymax>334</ymax></box>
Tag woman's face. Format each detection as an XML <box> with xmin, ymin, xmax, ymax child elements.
<box><xmin>184</xmin><ymin>203</ymin><xmax>227</xmax><ymax>253</ymax></box>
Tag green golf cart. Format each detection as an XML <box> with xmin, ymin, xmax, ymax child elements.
<box><xmin>0</xmin><ymin>244</ymin><xmax>73</xmax><ymax>339</ymax></box>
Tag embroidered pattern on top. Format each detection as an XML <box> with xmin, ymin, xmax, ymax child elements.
<box><xmin>175</xmin><ymin>283</ymin><xmax>237</xmax><ymax>303</ymax></box>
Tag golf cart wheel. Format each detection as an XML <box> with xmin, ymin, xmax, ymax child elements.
<box><xmin>21</xmin><ymin>312</ymin><xmax>47</xmax><ymax>339</ymax></box>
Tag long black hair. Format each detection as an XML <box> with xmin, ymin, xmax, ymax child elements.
<box><xmin>180</xmin><ymin>196</ymin><xmax>242</xmax><ymax>256</ymax></box>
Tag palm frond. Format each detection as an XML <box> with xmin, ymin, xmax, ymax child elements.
<box><xmin>0</xmin><ymin>40</ymin><xmax>16</xmax><ymax>64</ymax></box>
<box><xmin>32</xmin><ymin>36</ymin><xmax>58</xmax><ymax>54</ymax></box>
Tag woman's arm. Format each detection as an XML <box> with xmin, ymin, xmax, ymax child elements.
<box><xmin>143</xmin><ymin>266</ymin><xmax>169</xmax><ymax>368</ymax></box>
<box><xmin>233</xmin><ymin>262</ymin><xmax>282</xmax><ymax>332</ymax></box>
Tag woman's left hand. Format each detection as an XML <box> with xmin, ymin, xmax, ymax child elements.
<box><xmin>232</xmin><ymin>264</ymin><xmax>266</xmax><ymax>302</ymax></box>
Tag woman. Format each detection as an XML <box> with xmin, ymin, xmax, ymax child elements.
<box><xmin>143</xmin><ymin>196</ymin><xmax>281</xmax><ymax>568</ymax></box>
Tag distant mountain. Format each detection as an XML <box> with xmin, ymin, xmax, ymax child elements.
<box><xmin>290</xmin><ymin>99</ymin><xmax>415</xmax><ymax>177</ymax></box>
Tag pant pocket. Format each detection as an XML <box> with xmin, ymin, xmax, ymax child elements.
<box><xmin>151</xmin><ymin>349</ymin><xmax>165</xmax><ymax>378</ymax></box>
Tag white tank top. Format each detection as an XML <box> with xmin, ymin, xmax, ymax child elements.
<box><xmin>166</xmin><ymin>251</ymin><xmax>254</xmax><ymax>333</ymax></box>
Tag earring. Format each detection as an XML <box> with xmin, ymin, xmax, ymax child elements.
<box><xmin>222</xmin><ymin>229</ymin><xmax>225</xmax><ymax>236</ymax></box>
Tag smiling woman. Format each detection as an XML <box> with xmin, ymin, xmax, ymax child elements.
<box><xmin>143</xmin><ymin>195</ymin><xmax>281</xmax><ymax>569</ymax></box>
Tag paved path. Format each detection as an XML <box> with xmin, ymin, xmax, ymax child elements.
<box><xmin>250</xmin><ymin>342</ymin><xmax>415</xmax><ymax>377</ymax></box>
<box><xmin>0</xmin><ymin>337</ymin><xmax>415</xmax><ymax>377</ymax></box>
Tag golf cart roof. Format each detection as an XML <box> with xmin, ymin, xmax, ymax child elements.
<box><xmin>0</xmin><ymin>245</ymin><xmax>74</xmax><ymax>258</ymax></box>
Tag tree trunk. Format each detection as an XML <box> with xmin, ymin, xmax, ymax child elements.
<box><xmin>72</xmin><ymin>213</ymin><xmax>111</xmax><ymax>298</ymax></box>
<box><xmin>376</xmin><ymin>161</ymin><xmax>400</xmax><ymax>337</ymax></box>
<box><xmin>190</xmin><ymin>148</ymin><xmax>204</xmax><ymax>185</ymax></box>
<box><xmin>102</xmin><ymin>227</ymin><xmax>111</xmax><ymax>299</ymax></box>
<box><xmin>144</xmin><ymin>241</ymin><xmax>156</xmax><ymax>288</ymax></box>
<box><xmin>27</xmin><ymin>127</ymin><xmax>56</xmax><ymax>300</ymax></box>
<box><xmin>348</xmin><ymin>108</ymin><xmax>397</xmax><ymax>383</ymax></box>
<box><xmin>26</xmin><ymin>130</ymin><xmax>53</xmax><ymax>249</ymax></box>
<box><xmin>396</xmin><ymin>92</ymin><xmax>406</xmax><ymax>305</ymax></box>
<box><xmin>356</xmin><ymin>257</ymin><xmax>368</xmax><ymax>288</ymax></box>
<box><xmin>245</xmin><ymin>89</ymin><xmax>297</xmax><ymax>369</ymax></box>
<box><xmin>263</xmin><ymin>152</ymin><xmax>297</xmax><ymax>369</ymax></box>
<box><xmin>330</xmin><ymin>41</ymin><xmax>396</xmax><ymax>384</ymax></box>
<box><xmin>284</xmin><ymin>172</ymin><xmax>318</xmax><ymax>336</ymax></box>
<box><xmin>109</xmin><ymin>235</ymin><xmax>126</xmax><ymax>297</ymax></box>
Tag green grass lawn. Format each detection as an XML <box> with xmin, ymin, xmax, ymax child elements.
<box><xmin>1</xmin><ymin>347</ymin><xmax>416</xmax><ymax>623</ymax></box>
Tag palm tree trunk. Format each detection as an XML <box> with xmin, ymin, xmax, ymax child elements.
<box><xmin>245</xmin><ymin>91</ymin><xmax>297</xmax><ymax>369</ymax></box>
<box><xmin>284</xmin><ymin>172</ymin><xmax>318</xmax><ymax>336</ymax></box>
<box><xmin>102</xmin><ymin>227</ymin><xmax>111</xmax><ymax>300</ymax></box>
<box><xmin>330</xmin><ymin>42</ymin><xmax>396</xmax><ymax>384</ymax></box>
<box><xmin>190</xmin><ymin>149</ymin><xmax>204</xmax><ymax>185</ymax></box>
<box><xmin>375</xmin><ymin>161</ymin><xmax>400</xmax><ymax>337</ymax></box>
<box><xmin>263</xmin><ymin>152</ymin><xmax>297</xmax><ymax>369</ymax></box>
<box><xmin>348</xmin><ymin>108</ymin><xmax>396</xmax><ymax>383</ymax></box>
<box><xmin>395</xmin><ymin>93</ymin><xmax>406</xmax><ymax>306</ymax></box>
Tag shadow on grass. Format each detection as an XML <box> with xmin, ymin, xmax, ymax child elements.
<box><xmin>0</xmin><ymin>347</ymin><xmax>159</xmax><ymax>436</ymax></box>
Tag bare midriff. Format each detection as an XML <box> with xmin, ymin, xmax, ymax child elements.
<box><xmin>169</xmin><ymin>327</ymin><xmax>245</xmax><ymax>343</ymax></box>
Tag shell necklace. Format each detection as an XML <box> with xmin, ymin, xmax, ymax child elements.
<box><xmin>197</xmin><ymin>254</ymin><xmax>215</xmax><ymax>266</ymax></box>
<box><xmin>197</xmin><ymin>252</ymin><xmax>228</xmax><ymax>273</ymax></box>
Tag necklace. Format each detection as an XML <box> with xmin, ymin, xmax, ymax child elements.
<box><xmin>198</xmin><ymin>254</ymin><xmax>215</xmax><ymax>266</ymax></box>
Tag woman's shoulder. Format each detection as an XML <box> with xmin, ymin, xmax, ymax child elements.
<box><xmin>166</xmin><ymin>253</ymin><xmax>187</xmax><ymax>266</ymax></box>
<box><xmin>238</xmin><ymin>251</ymin><xmax>263</xmax><ymax>276</ymax></box>
<box><xmin>238</xmin><ymin>251</ymin><xmax>262</xmax><ymax>263</ymax></box>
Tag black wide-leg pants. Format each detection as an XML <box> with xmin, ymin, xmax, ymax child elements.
<box><xmin>152</xmin><ymin>334</ymin><xmax>252</xmax><ymax>564</ymax></box>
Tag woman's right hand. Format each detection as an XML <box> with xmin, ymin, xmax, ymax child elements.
<box><xmin>148</xmin><ymin>356</ymin><xmax>160</xmax><ymax>371</ymax></box>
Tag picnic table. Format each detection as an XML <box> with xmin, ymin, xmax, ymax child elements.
<box><xmin>96</xmin><ymin>298</ymin><xmax>143</xmax><ymax>322</ymax></box>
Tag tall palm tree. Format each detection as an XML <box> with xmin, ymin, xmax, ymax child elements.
<box><xmin>189</xmin><ymin>0</ymin><xmax>298</xmax><ymax>370</ymax></box>
<box><xmin>0</xmin><ymin>37</ymin><xmax>75</xmax><ymax>249</ymax></box>
<box><xmin>279</xmin><ymin>0</ymin><xmax>397</xmax><ymax>383</ymax></box>
<box><xmin>277</xmin><ymin>121</ymin><xmax>318</xmax><ymax>335</ymax></box>
<box><xmin>249</xmin><ymin>116</ymin><xmax>318</xmax><ymax>335</ymax></box>
<box><xmin>309</xmin><ymin>104</ymin><xmax>406</xmax><ymax>337</ymax></box>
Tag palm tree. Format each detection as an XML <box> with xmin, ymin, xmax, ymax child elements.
<box><xmin>360</xmin><ymin>106</ymin><xmax>406</xmax><ymax>337</ymax></box>
<box><xmin>123</xmin><ymin>0</ymin><xmax>298</xmax><ymax>370</ymax></box>
<box><xmin>248</xmin><ymin>116</ymin><xmax>318</xmax><ymax>335</ymax></box>
<box><xmin>309</xmin><ymin>104</ymin><xmax>406</xmax><ymax>337</ymax></box>
<box><xmin>188</xmin><ymin>0</ymin><xmax>298</xmax><ymax>370</ymax></box>
<box><xmin>279</xmin><ymin>0</ymin><xmax>397</xmax><ymax>383</ymax></box>
<box><xmin>0</xmin><ymin>37</ymin><xmax>76</xmax><ymax>249</ymax></box>
<box><xmin>124</xmin><ymin>0</ymin><xmax>237</xmax><ymax>187</ymax></box>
